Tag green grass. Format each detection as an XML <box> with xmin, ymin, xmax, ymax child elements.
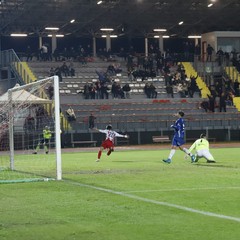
<box><xmin>0</xmin><ymin>147</ymin><xmax>240</xmax><ymax>240</ymax></box>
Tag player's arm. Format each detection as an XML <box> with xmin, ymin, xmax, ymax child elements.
<box><xmin>115</xmin><ymin>132</ymin><xmax>129</xmax><ymax>138</ymax></box>
<box><xmin>92</xmin><ymin>127</ymin><xmax>102</xmax><ymax>132</ymax></box>
<box><xmin>170</xmin><ymin>122</ymin><xmax>180</xmax><ymax>130</ymax></box>
<box><xmin>93</xmin><ymin>128</ymin><xmax>107</xmax><ymax>134</ymax></box>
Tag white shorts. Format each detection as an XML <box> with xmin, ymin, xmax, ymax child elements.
<box><xmin>196</xmin><ymin>149</ymin><xmax>214</xmax><ymax>161</ymax></box>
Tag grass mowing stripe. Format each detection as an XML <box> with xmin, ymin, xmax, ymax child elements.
<box><xmin>65</xmin><ymin>179</ymin><xmax>240</xmax><ymax>223</ymax></box>
<box><xmin>124</xmin><ymin>186</ymin><xmax>240</xmax><ymax>193</ymax></box>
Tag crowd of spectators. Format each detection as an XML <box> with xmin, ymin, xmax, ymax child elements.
<box><xmin>143</xmin><ymin>83</ymin><xmax>157</xmax><ymax>98</ymax></box>
<box><xmin>25</xmin><ymin>44</ymin><xmax>93</xmax><ymax>63</ymax></box>
<box><xmin>22</xmin><ymin>41</ymin><xmax>240</xmax><ymax>105</ymax></box>
<box><xmin>49</xmin><ymin>61</ymin><xmax>75</xmax><ymax>82</ymax></box>
<box><xmin>199</xmin><ymin>76</ymin><xmax>235</xmax><ymax>113</ymax></box>
<box><xmin>81</xmin><ymin>80</ymin><xmax>132</xmax><ymax>100</ymax></box>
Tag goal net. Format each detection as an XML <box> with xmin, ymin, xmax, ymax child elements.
<box><xmin>0</xmin><ymin>76</ymin><xmax>62</xmax><ymax>183</ymax></box>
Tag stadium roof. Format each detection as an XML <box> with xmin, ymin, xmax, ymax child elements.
<box><xmin>0</xmin><ymin>0</ymin><xmax>240</xmax><ymax>38</ymax></box>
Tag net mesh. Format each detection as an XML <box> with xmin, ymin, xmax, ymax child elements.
<box><xmin>0</xmin><ymin>77</ymin><xmax>58</xmax><ymax>183</ymax></box>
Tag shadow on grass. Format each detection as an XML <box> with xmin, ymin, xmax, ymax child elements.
<box><xmin>194</xmin><ymin>163</ymin><xmax>237</xmax><ymax>168</ymax></box>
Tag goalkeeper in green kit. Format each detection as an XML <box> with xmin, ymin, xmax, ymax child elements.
<box><xmin>33</xmin><ymin>126</ymin><xmax>52</xmax><ymax>154</ymax></box>
<box><xmin>187</xmin><ymin>133</ymin><xmax>216</xmax><ymax>163</ymax></box>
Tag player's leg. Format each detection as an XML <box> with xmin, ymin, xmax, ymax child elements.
<box><xmin>44</xmin><ymin>139</ymin><xmax>49</xmax><ymax>154</ymax></box>
<box><xmin>194</xmin><ymin>150</ymin><xmax>206</xmax><ymax>162</ymax></box>
<box><xmin>97</xmin><ymin>146</ymin><xmax>104</xmax><ymax>162</ymax></box>
<box><xmin>107</xmin><ymin>142</ymin><xmax>114</xmax><ymax>156</ymax></box>
<box><xmin>179</xmin><ymin>144</ymin><xmax>196</xmax><ymax>162</ymax></box>
<box><xmin>203</xmin><ymin>150</ymin><xmax>216</xmax><ymax>163</ymax></box>
<box><xmin>107</xmin><ymin>147</ymin><xmax>114</xmax><ymax>156</ymax></box>
<box><xmin>33</xmin><ymin>139</ymin><xmax>42</xmax><ymax>154</ymax></box>
<box><xmin>163</xmin><ymin>144</ymin><xmax>176</xmax><ymax>163</ymax></box>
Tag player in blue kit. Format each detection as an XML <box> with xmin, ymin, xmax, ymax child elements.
<box><xmin>163</xmin><ymin>111</ymin><xmax>195</xmax><ymax>164</ymax></box>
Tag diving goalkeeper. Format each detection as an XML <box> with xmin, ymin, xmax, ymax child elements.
<box><xmin>188</xmin><ymin>133</ymin><xmax>216</xmax><ymax>163</ymax></box>
<box><xmin>33</xmin><ymin>126</ymin><xmax>52</xmax><ymax>154</ymax></box>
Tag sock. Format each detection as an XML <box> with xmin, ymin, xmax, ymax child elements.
<box><xmin>44</xmin><ymin>145</ymin><xmax>48</xmax><ymax>152</ymax></box>
<box><xmin>183</xmin><ymin>148</ymin><xmax>192</xmax><ymax>156</ymax></box>
<box><xmin>98</xmin><ymin>150</ymin><xmax>102</xmax><ymax>159</ymax></box>
<box><xmin>35</xmin><ymin>144</ymin><xmax>40</xmax><ymax>153</ymax></box>
<box><xmin>107</xmin><ymin>149</ymin><xmax>112</xmax><ymax>156</ymax></box>
<box><xmin>168</xmin><ymin>149</ymin><xmax>176</xmax><ymax>159</ymax></box>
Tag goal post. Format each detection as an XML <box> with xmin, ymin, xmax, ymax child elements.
<box><xmin>0</xmin><ymin>75</ymin><xmax>62</xmax><ymax>183</ymax></box>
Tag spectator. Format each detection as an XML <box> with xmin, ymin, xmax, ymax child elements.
<box><xmin>83</xmin><ymin>83</ymin><xmax>90</xmax><ymax>99</ymax></box>
<box><xmin>111</xmin><ymin>81</ymin><xmax>118</xmax><ymax>99</ymax></box>
<box><xmin>89</xmin><ymin>113</ymin><xmax>96</xmax><ymax>129</ymax></box>
<box><xmin>149</xmin><ymin>83</ymin><xmax>157</xmax><ymax>98</ymax></box>
<box><xmin>66</xmin><ymin>106</ymin><xmax>76</xmax><ymax>121</ymax></box>
<box><xmin>177</xmin><ymin>83</ymin><xmax>185</xmax><ymax>98</ymax></box>
<box><xmin>53</xmin><ymin>48</ymin><xmax>61</xmax><ymax>61</ymax></box>
<box><xmin>207</xmin><ymin>94</ymin><xmax>216</xmax><ymax>112</ymax></box>
<box><xmin>26</xmin><ymin>45</ymin><xmax>33</xmax><ymax>62</ymax></box>
<box><xmin>36</xmin><ymin>106</ymin><xmax>46</xmax><ymax>129</ymax></box>
<box><xmin>188</xmin><ymin>74</ymin><xmax>198</xmax><ymax>98</ymax></box>
<box><xmin>95</xmin><ymin>70</ymin><xmax>107</xmax><ymax>83</ymax></box>
<box><xmin>47</xmin><ymin>85</ymin><xmax>54</xmax><ymax>100</ymax></box>
<box><xmin>226</xmin><ymin>91</ymin><xmax>234</xmax><ymax>106</ymax></box>
<box><xmin>24</xmin><ymin>114</ymin><xmax>35</xmax><ymax>133</ymax></box>
<box><xmin>49</xmin><ymin>67</ymin><xmax>55</xmax><ymax>77</ymax></box>
<box><xmin>94</xmin><ymin>81</ymin><xmax>101</xmax><ymax>99</ymax></box>
<box><xmin>199</xmin><ymin>100</ymin><xmax>209</xmax><ymax>112</ymax></box>
<box><xmin>219</xmin><ymin>92</ymin><xmax>227</xmax><ymax>112</ymax></box>
<box><xmin>79</xmin><ymin>47</ymin><xmax>87</xmax><ymax>64</ymax></box>
<box><xmin>60</xmin><ymin>62</ymin><xmax>70</xmax><ymax>77</ymax></box>
<box><xmin>233</xmin><ymin>79</ymin><xmax>240</xmax><ymax>96</ymax></box>
<box><xmin>101</xmin><ymin>83</ymin><xmax>109</xmax><ymax>99</ymax></box>
<box><xmin>144</xmin><ymin>83</ymin><xmax>151</xmax><ymax>98</ymax></box>
<box><xmin>107</xmin><ymin>64</ymin><xmax>116</xmax><ymax>76</ymax></box>
<box><xmin>68</xmin><ymin>61</ymin><xmax>75</xmax><ymax>77</ymax></box>
<box><xmin>122</xmin><ymin>83</ymin><xmax>131</xmax><ymax>99</ymax></box>
<box><xmin>89</xmin><ymin>84</ymin><xmax>96</xmax><ymax>99</ymax></box>
<box><xmin>194</xmin><ymin>43</ymin><xmax>201</xmax><ymax>61</ymax></box>
<box><xmin>41</xmin><ymin>44</ymin><xmax>48</xmax><ymax>61</ymax></box>
<box><xmin>54</xmin><ymin>67</ymin><xmax>62</xmax><ymax>82</ymax></box>
<box><xmin>224</xmin><ymin>78</ymin><xmax>232</xmax><ymax>92</ymax></box>
<box><xmin>116</xmin><ymin>83</ymin><xmax>124</xmax><ymax>99</ymax></box>
<box><xmin>214</xmin><ymin>81</ymin><xmax>223</xmax><ymax>97</ymax></box>
<box><xmin>206</xmin><ymin>44</ymin><xmax>214</xmax><ymax>62</ymax></box>
<box><xmin>166</xmin><ymin>84</ymin><xmax>174</xmax><ymax>98</ymax></box>
<box><xmin>216</xmin><ymin>48</ymin><xmax>224</xmax><ymax>66</ymax></box>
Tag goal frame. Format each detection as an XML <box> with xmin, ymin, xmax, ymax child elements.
<box><xmin>7</xmin><ymin>75</ymin><xmax>62</xmax><ymax>180</ymax></box>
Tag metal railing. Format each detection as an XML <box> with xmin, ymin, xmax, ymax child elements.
<box><xmin>0</xmin><ymin>49</ymin><xmax>24</xmax><ymax>84</ymax></box>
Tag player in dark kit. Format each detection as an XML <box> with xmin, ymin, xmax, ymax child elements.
<box><xmin>163</xmin><ymin>111</ymin><xmax>195</xmax><ymax>164</ymax></box>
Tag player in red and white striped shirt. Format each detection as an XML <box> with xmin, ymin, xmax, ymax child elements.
<box><xmin>94</xmin><ymin>125</ymin><xmax>129</xmax><ymax>162</ymax></box>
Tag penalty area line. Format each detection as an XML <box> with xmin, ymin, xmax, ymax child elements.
<box><xmin>65</xmin><ymin>180</ymin><xmax>240</xmax><ymax>223</ymax></box>
<box><xmin>124</xmin><ymin>186</ymin><xmax>240</xmax><ymax>193</ymax></box>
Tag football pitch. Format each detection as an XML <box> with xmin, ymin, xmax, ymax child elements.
<box><xmin>0</xmin><ymin>146</ymin><xmax>239</xmax><ymax>240</ymax></box>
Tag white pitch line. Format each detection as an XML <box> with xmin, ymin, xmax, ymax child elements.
<box><xmin>125</xmin><ymin>186</ymin><xmax>240</xmax><ymax>193</ymax></box>
<box><xmin>66</xmin><ymin>180</ymin><xmax>240</xmax><ymax>223</ymax></box>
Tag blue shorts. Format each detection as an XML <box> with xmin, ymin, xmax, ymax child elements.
<box><xmin>172</xmin><ymin>136</ymin><xmax>185</xmax><ymax>147</ymax></box>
